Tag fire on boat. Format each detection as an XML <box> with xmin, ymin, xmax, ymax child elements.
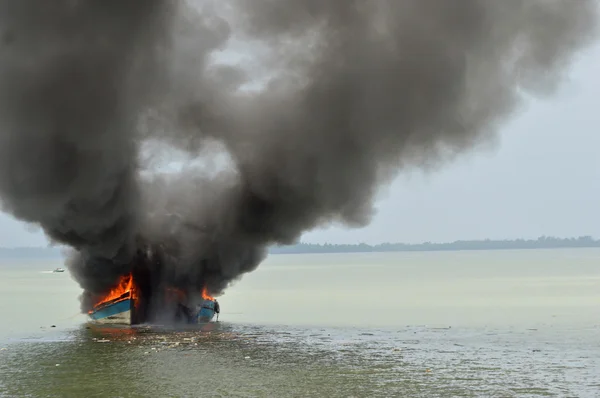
<box><xmin>87</xmin><ymin>246</ymin><xmax>220</xmax><ymax>325</ymax></box>
<box><xmin>88</xmin><ymin>275</ymin><xmax>219</xmax><ymax>325</ymax></box>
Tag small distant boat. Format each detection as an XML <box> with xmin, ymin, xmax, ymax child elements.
<box><xmin>52</xmin><ymin>268</ymin><xmax>65</xmax><ymax>273</ymax></box>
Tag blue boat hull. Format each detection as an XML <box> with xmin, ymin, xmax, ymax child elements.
<box><xmin>197</xmin><ymin>300</ymin><xmax>216</xmax><ymax>323</ymax></box>
<box><xmin>89</xmin><ymin>298</ymin><xmax>133</xmax><ymax>325</ymax></box>
<box><xmin>88</xmin><ymin>298</ymin><xmax>217</xmax><ymax>325</ymax></box>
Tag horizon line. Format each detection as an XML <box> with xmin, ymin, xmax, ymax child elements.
<box><xmin>0</xmin><ymin>235</ymin><xmax>598</xmax><ymax>250</ymax></box>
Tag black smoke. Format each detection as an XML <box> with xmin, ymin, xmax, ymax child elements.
<box><xmin>0</xmin><ymin>1</ymin><xmax>597</xmax><ymax>313</ymax></box>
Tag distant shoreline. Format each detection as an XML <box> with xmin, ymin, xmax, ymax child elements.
<box><xmin>0</xmin><ymin>236</ymin><xmax>598</xmax><ymax>258</ymax></box>
<box><xmin>268</xmin><ymin>236</ymin><xmax>600</xmax><ymax>254</ymax></box>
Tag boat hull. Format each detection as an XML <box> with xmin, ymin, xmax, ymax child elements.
<box><xmin>197</xmin><ymin>300</ymin><xmax>216</xmax><ymax>323</ymax></box>
<box><xmin>88</xmin><ymin>298</ymin><xmax>217</xmax><ymax>325</ymax></box>
<box><xmin>89</xmin><ymin>298</ymin><xmax>133</xmax><ymax>325</ymax></box>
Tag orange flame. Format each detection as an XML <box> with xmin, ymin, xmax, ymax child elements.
<box><xmin>91</xmin><ymin>274</ymin><xmax>136</xmax><ymax>312</ymax></box>
<box><xmin>166</xmin><ymin>287</ymin><xmax>186</xmax><ymax>302</ymax></box>
<box><xmin>202</xmin><ymin>286</ymin><xmax>214</xmax><ymax>301</ymax></box>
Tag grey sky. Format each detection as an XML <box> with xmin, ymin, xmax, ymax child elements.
<box><xmin>1</xmin><ymin>42</ymin><xmax>598</xmax><ymax>247</ymax></box>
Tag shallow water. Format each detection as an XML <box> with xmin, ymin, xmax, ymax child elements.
<box><xmin>1</xmin><ymin>249</ymin><xmax>600</xmax><ymax>397</ymax></box>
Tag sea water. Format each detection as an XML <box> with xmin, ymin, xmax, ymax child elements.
<box><xmin>1</xmin><ymin>249</ymin><xmax>599</xmax><ymax>397</ymax></box>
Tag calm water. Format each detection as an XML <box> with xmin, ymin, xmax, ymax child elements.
<box><xmin>1</xmin><ymin>249</ymin><xmax>599</xmax><ymax>397</ymax></box>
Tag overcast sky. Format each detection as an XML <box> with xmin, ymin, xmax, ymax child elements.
<box><xmin>1</xmin><ymin>42</ymin><xmax>598</xmax><ymax>247</ymax></box>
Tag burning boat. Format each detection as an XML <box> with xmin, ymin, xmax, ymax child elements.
<box><xmin>88</xmin><ymin>279</ymin><xmax>219</xmax><ymax>325</ymax></box>
<box><xmin>87</xmin><ymin>245</ymin><xmax>220</xmax><ymax>325</ymax></box>
<box><xmin>88</xmin><ymin>274</ymin><xmax>137</xmax><ymax>324</ymax></box>
<box><xmin>197</xmin><ymin>290</ymin><xmax>220</xmax><ymax>323</ymax></box>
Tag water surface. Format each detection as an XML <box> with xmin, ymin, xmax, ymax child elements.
<box><xmin>1</xmin><ymin>249</ymin><xmax>599</xmax><ymax>397</ymax></box>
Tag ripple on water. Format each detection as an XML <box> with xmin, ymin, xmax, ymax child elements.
<box><xmin>0</xmin><ymin>323</ymin><xmax>599</xmax><ymax>397</ymax></box>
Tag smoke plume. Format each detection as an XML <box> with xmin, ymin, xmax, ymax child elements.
<box><xmin>0</xmin><ymin>1</ymin><xmax>597</xmax><ymax>311</ymax></box>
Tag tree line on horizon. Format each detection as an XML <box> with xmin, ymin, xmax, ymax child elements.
<box><xmin>268</xmin><ymin>236</ymin><xmax>600</xmax><ymax>254</ymax></box>
<box><xmin>0</xmin><ymin>236</ymin><xmax>598</xmax><ymax>258</ymax></box>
